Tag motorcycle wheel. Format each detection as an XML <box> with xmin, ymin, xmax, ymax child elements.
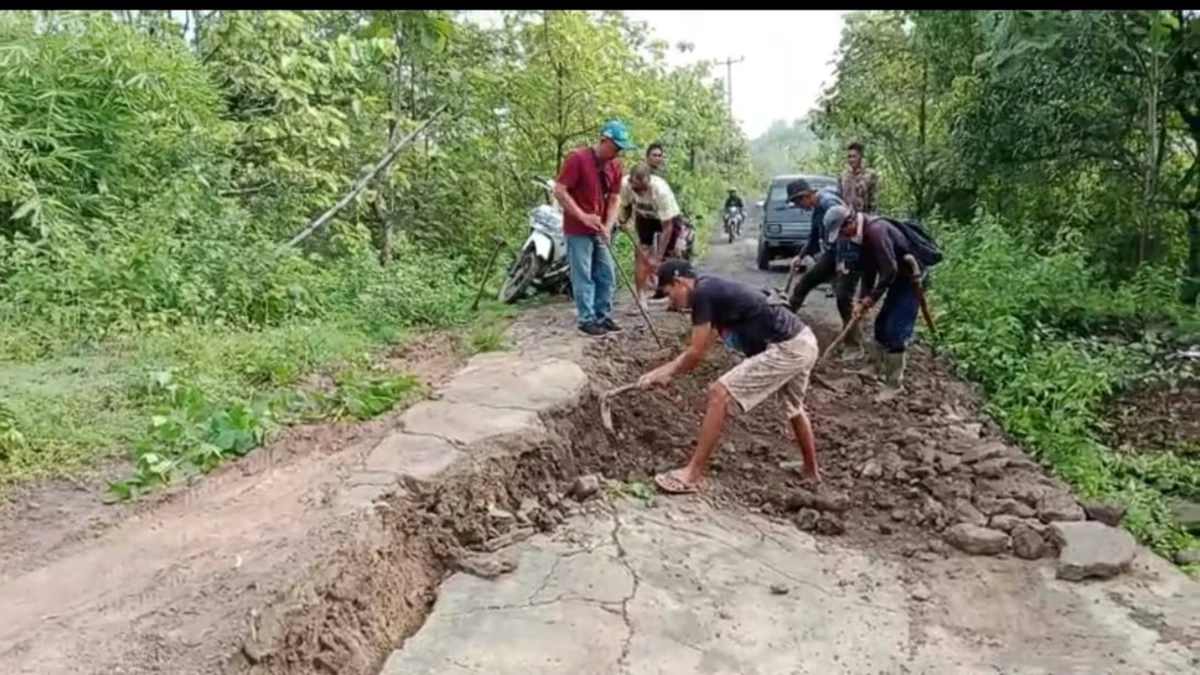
<box><xmin>727</xmin><ymin>222</ymin><xmax>735</xmax><ymax>244</ymax></box>
<box><xmin>498</xmin><ymin>247</ymin><xmax>544</xmax><ymax>304</ymax></box>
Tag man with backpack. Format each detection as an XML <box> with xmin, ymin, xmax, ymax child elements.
<box><xmin>824</xmin><ymin>204</ymin><xmax>942</xmax><ymax>400</ymax></box>
<box><xmin>553</xmin><ymin>120</ymin><xmax>634</xmax><ymax>336</ymax></box>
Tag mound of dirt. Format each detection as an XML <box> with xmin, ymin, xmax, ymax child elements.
<box><xmin>564</xmin><ymin>313</ymin><xmax>1090</xmax><ymax>560</ymax></box>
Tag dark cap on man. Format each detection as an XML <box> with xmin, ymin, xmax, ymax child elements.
<box><xmin>655</xmin><ymin>259</ymin><xmax>695</xmax><ymax>293</ymax></box>
<box><xmin>783</xmin><ymin>179</ymin><xmax>812</xmax><ymax>203</ymax></box>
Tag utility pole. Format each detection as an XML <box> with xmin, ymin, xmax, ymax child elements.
<box><xmin>716</xmin><ymin>55</ymin><xmax>745</xmax><ymax>112</ymax></box>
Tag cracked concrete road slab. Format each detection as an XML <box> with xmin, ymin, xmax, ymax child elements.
<box><xmin>382</xmin><ymin>498</ymin><xmax>1200</xmax><ymax>675</ymax></box>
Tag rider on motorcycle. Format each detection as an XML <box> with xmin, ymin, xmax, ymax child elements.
<box><xmin>724</xmin><ymin>188</ymin><xmax>745</xmax><ymax>212</ymax></box>
<box><xmin>618</xmin><ymin>162</ymin><xmax>689</xmax><ymax>307</ymax></box>
<box><xmin>723</xmin><ymin>188</ymin><xmax>745</xmax><ymax>236</ymax></box>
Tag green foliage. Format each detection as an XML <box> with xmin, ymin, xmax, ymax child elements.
<box><xmin>0</xmin><ymin>10</ymin><xmax>752</xmax><ymax>490</ymax></box>
<box><xmin>107</xmin><ymin>366</ymin><xmax>418</xmax><ymax>499</ymax></box>
<box><xmin>816</xmin><ymin>10</ymin><xmax>1200</xmax><ymax>291</ymax></box>
<box><xmin>109</xmin><ymin>371</ymin><xmax>277</xmax><ymax>499</ymax></box>
<box><xmin>932</xmin><ymin>215</ymin><xmax>1196</xmax><ymax>558</ymax></box>
<box><xmin>466</xmin><ymin>325</ymin><xmax>509</xmax><ymax>355</ymax></box>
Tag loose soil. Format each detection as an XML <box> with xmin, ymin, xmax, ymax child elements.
<box><xmin>566</xmin><ymin>313</ymin><xmax>1078</xmax><ymax>558</ymax></box>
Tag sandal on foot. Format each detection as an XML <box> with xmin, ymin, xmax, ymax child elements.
<box><xmin>654</xmin><ymin>471</ymin><xmax>699</xmax><ymax>495</ymax></box>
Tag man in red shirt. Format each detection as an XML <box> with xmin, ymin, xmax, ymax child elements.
<box><xmin>553</xmin><ymin>120</ymin><xmax>635</xmax><ymax>335</ymax></box>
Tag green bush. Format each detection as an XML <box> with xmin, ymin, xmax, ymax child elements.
<box><xmin>932</xmin><ymin>214</ymin><xmax>1198</xmax><ymax>558</ymax></box>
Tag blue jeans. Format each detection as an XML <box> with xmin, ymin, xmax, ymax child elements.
<box><xmin>566</xmin><ymin>234</ymin><xmax>614</xmax><ymax>325</ymax></box>
<box><xmin>874</xmin><ymin>273</ymin><xmax>923</xmax><ymax>353</ymax></box>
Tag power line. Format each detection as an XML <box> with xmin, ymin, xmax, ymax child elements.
<box><xmin>715</xmin><ymin>56</ymin><xmax>745</xmax><ymax>112</ymax></box>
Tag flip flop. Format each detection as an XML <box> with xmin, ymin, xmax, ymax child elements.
<box><xmin>654</xmin><ymin>471</ymin><xmax>699</xmax><ymax>495</ymax></box>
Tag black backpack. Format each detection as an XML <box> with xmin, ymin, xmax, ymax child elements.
<box><xmin>879</xmin><ymin>217</ymin><xmax>943</xmax><ymax>268</ymax></box>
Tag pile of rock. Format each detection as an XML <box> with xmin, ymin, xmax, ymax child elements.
<box><xmin>843</xmin><ymin>419</ymin><xmax>1142</xmax><ymax>581</ymax></box>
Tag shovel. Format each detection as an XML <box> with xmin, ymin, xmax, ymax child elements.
<box><xmin>818</xmin><ymin>313</ymin><xmax>865</xmax><ymax>364</ymax></box>
<box><xmin>600</xmin><ymin>382</ymin><xmax>638</xmax><ymax>433</ymax></box>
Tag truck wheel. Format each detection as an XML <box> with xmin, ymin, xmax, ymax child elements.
<box><xmin>756</xmin><ymin>239</ymin><xmax>771</xmax><ymax>271</ymax></box>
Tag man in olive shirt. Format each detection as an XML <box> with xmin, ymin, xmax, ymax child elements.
<box><xmin>839</xmin><ymin>141</ymin><xmax>879</xmax><ymax>214</ymax></box>
<box><xmin>638</xmin><ymin>260</ymin><xmax>822</xmax><ymax>493</ymax></box>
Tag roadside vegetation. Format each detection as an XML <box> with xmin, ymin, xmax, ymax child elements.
<box><xmin>795</xmin><ymin>10</ymin><xmax>1200</xmax><ymax>563</ymax></box>
<box><xmin>0</xmin><ymin>10</ymin><xmax>754</xmax><ymax>496</ymax></box>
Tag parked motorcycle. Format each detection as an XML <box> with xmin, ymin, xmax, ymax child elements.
<box><xmin>723</xmin><ymin>206</ymin><xmax>744</xmax><ymax>243</ymax></box>
<box><xmin>498</xmin><ymin>178</ymin><xmax>572</xmax><ymax>304</ymax></box>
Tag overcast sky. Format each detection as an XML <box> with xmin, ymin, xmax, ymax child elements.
<box><xmin>626</xmin><ymin>11</ymin><xmax>845</xmax><ymax>139</ymax></box>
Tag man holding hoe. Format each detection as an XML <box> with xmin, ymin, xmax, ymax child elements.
<box><xmin>784</xmin><ymin>179</ymin><xmax>862</xmax><ymax>350</ymax></box>
<box><xmin>637</xmin><ymin>259</ymin><xmax>822</xmax><ymax>494</ymax></box>
<box><xmin>824</xmin><ymin>204</ymin><xmax>938</xmax><ymax>401</ymax></box>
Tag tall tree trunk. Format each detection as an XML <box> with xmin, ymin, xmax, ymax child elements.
<box><xmin>378</xmin><ymin>16</ymin><xmax>405</xmax><ymax>266</ymax></box>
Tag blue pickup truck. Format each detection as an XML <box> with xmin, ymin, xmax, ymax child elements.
<box><xmin>755</xmin><ymin>173</ymin><xmax>839</xmax><ymax>271</ymax></box>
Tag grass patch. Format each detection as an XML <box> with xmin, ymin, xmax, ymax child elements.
<box><xmin>0</xmin><ymin>295</ymin><xmax>522</xmax><ymax>496</ymax></box>
<box><xmin>466</xmin><ymin>324</ymin><xmax>510</xmax><ymax>355</ymax></box>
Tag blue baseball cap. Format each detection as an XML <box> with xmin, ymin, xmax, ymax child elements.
<box><xmin>600</xmin><ymin>120</ymin><xmax>636</xmax><ymax>151</ymax></box>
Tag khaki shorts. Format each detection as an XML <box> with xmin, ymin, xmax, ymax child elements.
<box><xmin>718</xmin><ymin>327</ymin><xmax>819</xmax><ymax>418</ymax></box>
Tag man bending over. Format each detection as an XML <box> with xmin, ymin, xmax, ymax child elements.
<box><xmin>618</xmin><ymin>162</ymin><xmax>685</xmax><ymax>306</ymax></box>
<box><xmin>637</xmin><ymin>260</ymin><xmax>822</xmax><ymax>493</ymax></box>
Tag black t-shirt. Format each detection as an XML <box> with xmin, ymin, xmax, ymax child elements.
<box><xmin>690</xmin><ymin>275</ymin><xmax>805</xmax><ymax>356</ymax></box>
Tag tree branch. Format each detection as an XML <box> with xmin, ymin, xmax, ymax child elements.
<box><xmin>281</xmin><ymin>103</ymin><xmax>449</xmax><ymax>250</ymax></box>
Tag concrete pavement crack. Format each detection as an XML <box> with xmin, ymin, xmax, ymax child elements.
<box><xmin>526</xmin><ymin>554</ymin><xmax>564</xmax><ymax>604</ymax></box>
<box><xmin>394</xmin><ymin>429</ymin><xmax>466</xmax><ymax>448</ymax></box>
<box><xmin>525</xmin><ymin>541</ymin><xmax>616</xmax><ymax>604</ymax></box>
<box><xmin>435</xmin><ymin>394</ymin><xmax>543</xmax><ymax>412</ymax></box>
<box><xmin>444</xmin><ymin>592</ymin><xmax>622</xmax><ymax>617</ymax></box>
<box><xmin>608</xmin><ymin>504</ymin><xmax>641</xmax><ymax>675</ymax></box>
<box><xmin>637</xmin><ymin>513</ymin><xmax>904</xmax><ymax>615</ymax></box>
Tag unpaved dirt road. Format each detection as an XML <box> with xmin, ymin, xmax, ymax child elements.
<box><xmin>382</xmin><ymin>225</ymin><xmax>1200</xmax><ymax>674</ymax></box>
